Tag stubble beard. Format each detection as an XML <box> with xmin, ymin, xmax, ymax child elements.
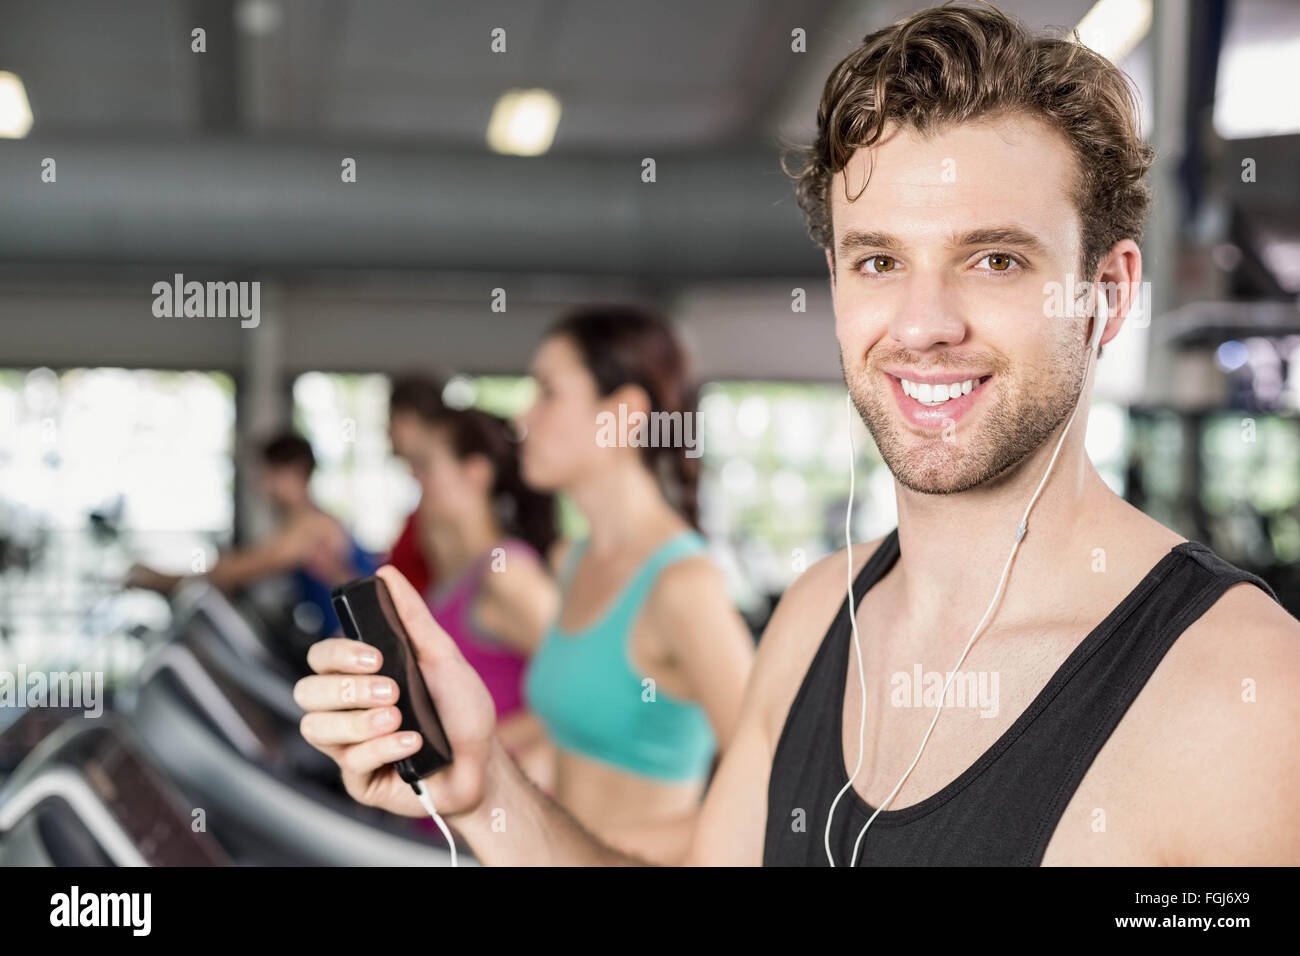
<box><xmin>843</xmin><ymin>340</ymin><xmax>1087</xmax><ymax>495</ymax></box>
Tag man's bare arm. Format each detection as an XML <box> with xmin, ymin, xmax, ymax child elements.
<box><xmin>446</xmin><ymin>737</ymin><xmax>650</xmax><ymax>865</ymax></box>
<box><xmin>299</xmin><ymin>549</ymin><xmax>862</xmax><ymax>866</ymax></box>
<box><xmin>1164</xmin><ymin>583</ymin><xmax>1300</xmax><ymax>865</ymax></box>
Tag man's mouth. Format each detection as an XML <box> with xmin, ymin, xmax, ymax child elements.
<box><xmin>895</xmin><ymin>374</ymin><xmax>992</xmax><ymax>407</ymax></box>
<box><xmin>879</xmin><ymin>369</ymin><xmax>995</xmax><ymax>429</ymax></box>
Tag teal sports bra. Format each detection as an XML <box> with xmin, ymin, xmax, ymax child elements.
<box><xmin>524</xmin><ymin>530</ymin><xmax>717</xmax><ymax>782</ymax></box>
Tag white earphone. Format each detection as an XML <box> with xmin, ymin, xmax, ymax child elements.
<box><xmin>826</xmin><ymin>292</ymin><xmax>1108</xmax><ymax>866</ymax></box>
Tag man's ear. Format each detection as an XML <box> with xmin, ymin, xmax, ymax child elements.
<box><xmin>825</xmin><ymin>248</ymin><xmax>836</xmax><ymax>289</ymax></box>
<box><xmin>1092</xmin><ymin>239</ymin><xmax>1142</xmax><ymax>350</ymax></box>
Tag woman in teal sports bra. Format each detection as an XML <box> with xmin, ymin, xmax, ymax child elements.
<box><xmin>517</xmin><ymin>306</ymin><xmax>755</xmax><ymax>864</ymax></box>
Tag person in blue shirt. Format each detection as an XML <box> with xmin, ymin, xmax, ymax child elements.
<box><xmin>126</xmin><ymin>430</ymin><xmax>377</xmax><ymax>639</ymax></box>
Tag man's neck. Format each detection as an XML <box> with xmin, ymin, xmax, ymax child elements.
<box><xmin>889</xmin><ymin>427</ymin><xmax>1115</xmax><ymax>638</ymax></box>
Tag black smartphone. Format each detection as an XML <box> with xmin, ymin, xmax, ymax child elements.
<box><xmin>330</xmin><ymin>575</ymin><xmax>453</xmax><ymax>784</ymax></box>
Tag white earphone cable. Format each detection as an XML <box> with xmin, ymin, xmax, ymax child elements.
<box><xmin>824</xmin><ymin>391</ymin><xmax>869</xmax><ymax>866</ymax></box>
<box><xmin>415</xmin><ymin>779</ymin><xmax>458</xmax><ymax>867</ymax></box>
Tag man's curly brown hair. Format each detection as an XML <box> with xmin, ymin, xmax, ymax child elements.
<box><xmin>782</xmin><ymin>2</ymin><xmax>1156</xmax><ymax>280</ymax></box>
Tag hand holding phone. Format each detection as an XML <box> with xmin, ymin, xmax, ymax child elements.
<box><xmin>331</xmin><ymin>575</ymin><xmax>454</xmax><ymax>784</ymax></box>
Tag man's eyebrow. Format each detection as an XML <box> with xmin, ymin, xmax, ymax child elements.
<box><xmin>836</xmin><ymin>229</ymin><xmax>904</xmax><ymax>258</ymax></box>
<box><xmin>955</xmin><ymin>226</ymin><xmax>1048</xmax><ymax>255</ymax></box>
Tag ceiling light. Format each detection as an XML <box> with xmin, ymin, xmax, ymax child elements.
<box><xmin>0</xmin><ymin>72</ymin><xmax>33</xmax><ymax>139</ymax></box>
<box><xmin>487</xmin><ymin>89</ymin><xmax>561</xmax><ymax>156</ymax></box>
<box><xmin>236</xmin><ymin>0</ymin><xmax>282</xmax><ymax>35</ymax></box>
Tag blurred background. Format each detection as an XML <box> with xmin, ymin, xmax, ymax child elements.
<box><xmin>0</xmin><ymin>0</ymin><xmax>1297</xmax><ymax>866</ymax></box>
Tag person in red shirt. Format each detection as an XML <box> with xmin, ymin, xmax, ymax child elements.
<box><xmin>386</xmin><ymin>374</ymin><xmax>447</xmax><ymax>594</ymax></box>
<box><xmin>386</xmin><ymin>508</ymin><xmax>429</xmax><ymax>596</ymax></box>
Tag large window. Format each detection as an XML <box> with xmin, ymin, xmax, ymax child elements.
<box><xmin>292</xmin><ymin>372</ymin><xmax>415</xmax><ymax>555</ymax></box>
<box><xmin>0</xmin><ymin>367</ymin><xmax>235</xmax><ymax>689</ymax></box>
<box><xmin>697</xmin><ymin>381</ymin><xmax>892</xmax><ymax>614</ymax></box>
<box><xmin>1200</xmin><ymin>412</ymin><xmax>1300</xmax><ymax>567</ymax></box>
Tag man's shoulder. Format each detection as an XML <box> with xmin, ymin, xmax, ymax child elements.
<box><xmin>750</xmin><ymin>533</ymin><xmax>893</xmax><ymax>741</ymax></box>
<box><xmin>1138</xmin><ymin>558</ymin><xmax>1300</xmax><ymax>863</ymax></box>
<box><xmin>761</xmin><ymin>534</ymin><xmax>889</xmax><ymax>651</ymax></box>
<box><xmin>1166</xmin><ymin>568</ymin><xmax>1300</xmax><ymax>717</ymax></box>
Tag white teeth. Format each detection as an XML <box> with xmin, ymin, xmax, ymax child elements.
<box><xmin>899</xmin><ymin>377</ymin><xmax>983</xmax><ymax>406</ymax></box>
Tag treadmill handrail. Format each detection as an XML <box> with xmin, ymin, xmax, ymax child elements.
<box><xmin>187</xmin><ymin>624</ymin><xmax>303</xmax><ymax>724</ymax></box>
<box><xmin>167</xmin><ymin>578</ymin><xmax>210</xmax><ymax>633</ymax></box>
<box><xmin>0</xmin><ymin>766</ymin><xmax>148</xmax><ymax>867</ymax></box>
<box><xmin>132</xmin><ymin>681</ymin><xmax>468</xmax><ymax>866</ymax></box>
<box><xmin>137</xmin><ymin>644</ymin><xmax>269</xmax><ymax>760</ymax></box>
<box><xmin>194</xmin><ymin>586</ymin><xmax>281</xmax><ymax>667</ymax></box>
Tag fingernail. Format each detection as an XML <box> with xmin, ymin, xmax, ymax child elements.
<box><xmin>357</xmin><ymin>650</ymin><xmax>378</xmax><ymax>667</ymax></box>
<box><xmin>371</xmin><ymin>709</ymin><xmax>394</xmax><ymax>729</ymax></box>
<box><xmin>400</xmin><ymin>733</ymin><xmax>419</xmax><ymax>748</ymax></box>
<box><xmin>371</xmin><ymin>680</ymin><xmax>394</xmax><ymax>700</ymax></box>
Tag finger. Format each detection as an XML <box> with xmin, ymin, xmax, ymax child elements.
<box><xmin>300</xmin><ymin>705</ymin><xmax>403</xmax><ymax>747</ymax></box>
<box><xmin>338</xmin><ymin>729</ymin><xmax>424</xmax><ymax>777</ymax></box>
<box><xmin>375</xmin><ymin>564</ymin><xmax>467</xmax><ymax>667</ymax></box>
<box><xmin>306</xmin><ymin>637</ymin><xmax>385</xmax><ymax>675</ymax></box>
<box><xmin>294</xmin><ymin>674</ymin><xmax>398</xmax><ymax>711</ymax></box>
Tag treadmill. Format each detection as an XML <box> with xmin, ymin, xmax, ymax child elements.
<box><xmin>123</xmin><ymin>586</ymin><xmax>466</xmax><ymax>866</ymax></box>
<box><xmin>0</xmin><ymin>714</ymin><xmax>229</xmax><ymax>866</ymax></box>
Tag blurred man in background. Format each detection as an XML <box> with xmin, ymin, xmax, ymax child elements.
<box><xmin>126</xmin><ymin>431</ymin><xmax>378</xmax><ymax>642</ymax></box>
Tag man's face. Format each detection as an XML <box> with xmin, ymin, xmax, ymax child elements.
<box><xmin>258</xmin><ymin>463</ymin><xmax>308</xmax><ymax>513</ymax></box>
<box><xmin>829</xmin><ymin>113</ymin><xmax>1091</xmax><ymax>495</ymax></box>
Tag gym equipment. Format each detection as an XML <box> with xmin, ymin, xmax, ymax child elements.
<box><xmin>0</xmin><ymin>714</ymin><xmax>229</xmax><ymax>866</ymax></box>
<box><xmin>123</xmin><ymin>584</ymin><xmax>466</xmax><ymax>865</ymax></box>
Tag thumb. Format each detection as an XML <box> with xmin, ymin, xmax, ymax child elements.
<box><xmin>374</xmin><ymin>564</ymin><xmax>465</xmax><ymax>668</ymax></box>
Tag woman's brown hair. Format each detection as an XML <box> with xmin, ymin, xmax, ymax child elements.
<box><xmin>429</xmin><ymin>407</ymin><xmax>558</xmax><ymax>559</ymax></box>
<box><xmin>546</xmin><ymin>304</ymin><xmax>701</xmax><ymax>528</ymax></box>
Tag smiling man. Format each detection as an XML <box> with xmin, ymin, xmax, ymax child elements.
<box><xmin>294</xmin><ymin>4</ymin><xmax>1300</xmax><ymax>865</ymax></box>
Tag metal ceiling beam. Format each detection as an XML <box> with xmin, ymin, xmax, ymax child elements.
<box><xmin>0</xmin><ymin>137</ymin><xmax>823</xmax><ymax>277</ymax></box>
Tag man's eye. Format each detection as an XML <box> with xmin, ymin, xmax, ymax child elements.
<box><xmin>864</xmin><ymin>255</ymin><xmax>898</xmax><ymax>274</ymax></box>
<box><xmin>978</xmin><ymin>252</ymin><xmax>1018</xmax><ymax>272</ymax></box>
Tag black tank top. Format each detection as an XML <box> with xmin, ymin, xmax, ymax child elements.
<box><xmin>763</xmin><ymin>529</ymin><xmax>1278</xmax><ymax>866</ymax></box>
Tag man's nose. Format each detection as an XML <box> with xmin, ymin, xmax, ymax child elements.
<box><xmin>887</xmin><ymin>278</ymin><xmax>968</xmax><ymax>352</ymax></box>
